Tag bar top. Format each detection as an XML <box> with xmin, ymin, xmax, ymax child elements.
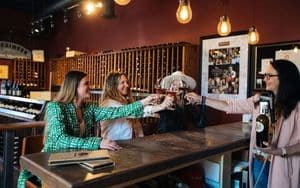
<box><xmin>20</xmin><ymin>122</ymin><xmax>251</xmax><ymax>188</ymax></box>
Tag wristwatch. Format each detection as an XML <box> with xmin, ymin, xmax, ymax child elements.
<box><xmin>281</xmin><ymin>147</ymin><xmax>288</xmax><ymax>157</ymax></box>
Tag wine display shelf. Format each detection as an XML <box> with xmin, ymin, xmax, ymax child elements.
<box><xmin>12</xmin><ymin>58</ymin><xmax>47</xmax><ymax>90</ymax></box>
<box><xmin>50</xmin><ymin>42</ymin><xmax>198</xmax><ymax>94</ymax></box>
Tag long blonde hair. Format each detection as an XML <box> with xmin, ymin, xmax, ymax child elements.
<box><xmin>100</xmin><ymin>72</ymin><xmax>133</xmax><ymax>105</ymax></box>
<box><xmin>44</xmin><ymin>71</ymin><xmax>87</xmax><ymax>144</ymax></box>
<box><xmin>54</xmin><ymin>70</ymin><xmax>87</xmax><ymax>103</ymax></box>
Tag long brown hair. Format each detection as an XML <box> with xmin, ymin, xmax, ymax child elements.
<box><xmin>100</xmin><ymin>72</ymin><xmax>133</xmax><ymax>105</ymax></box>
<box><xmin>54</xmin><ymin>70</ymin><xmax>87</xmax><ymax>103</ymax></box>
<box><xmin>44</xmin><ymin>71</ymin><xmax>87</xmax><ymax>144</ymax></box>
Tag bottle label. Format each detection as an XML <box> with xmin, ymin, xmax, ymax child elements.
<box><xmin>256</xmin><ymin>121</ymin><xmax>265</xmax><ymax>133</ymax></box>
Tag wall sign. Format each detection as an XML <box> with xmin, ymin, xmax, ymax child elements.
<box><xmin>0</xmin><ymin>65</ymin><xmax>9</xmax><ymax>79</ymax></box>
<box><xmin>0</xmin><ymin>41</ymin><xmax>31</xmax><ymax>59</ymax></box>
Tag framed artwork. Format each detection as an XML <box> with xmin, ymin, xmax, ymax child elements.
<box><xmin>252</xmin><ymin>40</ymin><xmax>300</xmax><ymax>89</ymax></box>
<box><xmin>200</xmin><ymin>31</ymin><xmax>250</xmax><ymax>100</ymax></box>
<box><xmin>0</xmin><ymin>65</ymin><xmax>9</xmax><ymax>79</ymax></box>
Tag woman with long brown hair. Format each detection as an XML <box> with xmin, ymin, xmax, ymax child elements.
<box><xmin>100</xmin><ymin>72</ymin><xmax>173</xmax><ymax>140</ymax></box>
<box><xmin>185</xmin><ymin>60</ymin><xmax>300</xmax><ymax>188</ymax></box>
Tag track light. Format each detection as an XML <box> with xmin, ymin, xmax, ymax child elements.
<box><xmin>63</xmin><ymin>10</ymin><xmax>68</xmax><ymax>23</ymax></box>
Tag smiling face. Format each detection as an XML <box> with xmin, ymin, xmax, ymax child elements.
<box><xmin>117</xmin><ymin>75</ymin><xmax>130</xmax><ymax>96</ymax></box>
<box><xmin>76</xmin><ymin>76</ymin><xmax>90</xmax><ymax>100</ymax></box>
<box><xmin>264</xmin><ymin>64</ymin><xmax>280</xmax><ymax>95</ymax></box>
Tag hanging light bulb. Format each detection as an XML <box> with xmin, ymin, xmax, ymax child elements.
<box><xmin>176</xmin><ymin>0</ymin><xmax>192</xmax><ymax>24</ymax></box>
<box><xmin>114</xmin><ymin>0</ymin><xmax>131</xmax><ymax>6</ymax></box>
<box><xmin>217</xmin><ymin>15</ymin><xmax>231</xmax><ymax>36</ymax></box>
<box><xmin>85</xmin><ymin>1</ymin><xmax>96</xmax><ymax>15</ymax></box>
<box><xmin>293</xmin><ymin>46</ymin><xmax>298</xmax><ymax>53</ymax></box>
<box><xmin>248</xmin><ymin>26</ymin><xmax>260</xmax><ymax>45</ymax></box>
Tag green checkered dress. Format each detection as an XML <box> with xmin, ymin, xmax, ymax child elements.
<box><xmin>18</xmin><ymin>101</ymin><xmax>143</xmax><ymax>188</ymax></box>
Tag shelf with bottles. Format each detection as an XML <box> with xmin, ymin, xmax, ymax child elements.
<box><xmin>0</xmin><ymin>94</ymin><xmax>46</xmax><ymax>120</ymax></box>
<box><xmin>50</xmin><ymin>42</ymin><xmax>197</xmax><ymax>94</ymax></box>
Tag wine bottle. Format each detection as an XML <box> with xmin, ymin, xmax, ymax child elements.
<box><xmin>255</xmin><ymin>101</ymin><xmax>270</xmax><ymax>148</ymax></box>
<box><xmin>197</xmin><ymin>96</ymin><xmax>206</xmax><ymax>128</ymax></box>
<box><xmin>1</xmin><ymin>80</ymin><xmax>7</xmax><ymax>95</ymax></box>
<box><xmin>16</xmin><ymin>81</ymin><xmax>22</xmax><ymax>97</ymax></box>
<box><xmin>6</xmin><ymin>80</ymin><xmax>12</xmax><ymax>95</ymax></box>
<box><xmin>12</xmin><ymin>82</ymin><xmax>16</xmax><ymax>96</ymax></box>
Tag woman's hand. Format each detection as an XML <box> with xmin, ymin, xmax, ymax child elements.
<box><xmin>184</xmin><ymin>92</ymin><xmax>201</xmax><ymax>105</ymax></box>
<box><xmin>258</xmin><ymin>147</ymin><xmax>281</xmax><ymax>156</ymax></box>
<box><xmin>160</xmin><ymin>95</ymin><xmax>175</xmax><ymax>110</ymax></box>
<box><xmin>100</xmin><ymin>139</ymin><xmax>122</xmax><ymax>151</ymax></box>
<box><xmin>252</xmin><ymin>93</ymin><xmax>261</xmax><ymax>103</ymax></box>
<box><xmin>256</xmin><ymin>142</ymin><xmax>281</xmax><ymax>156</ymax></box>
<box><xmin>140</xmin><ymin>94</ymin><xmax>160</xmax><ymax>106</ymax></box>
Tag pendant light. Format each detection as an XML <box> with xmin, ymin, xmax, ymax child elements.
<box><xmin>114</xmin><ymin>0</ymin><xmax>131</xmax><ymax>6</ymax></box>
<box><xmin>248</xmin><ymin>27</ymin><xmax>260</xmax><ymax>45</ymax></box>
<box><xmin>176</xmin><ymin>0</ymin><xmax>192</xmax><ymax>24</ymax></box>
<box><xmin>248</xmin><ymin>0</ymin><xmax>260</xmax><ymax>45</ymax></box>
<box><xmin>217</xmin><ymin>0</ymin><xmax>231</xmax><ymax>36</ymax></box>
<box><xmin>293</xmin><ymin>46</ymin><xmax>298</xmax><ymax>53</ymax></box>
<box><xmin>217</xmin><ymin>15</ymin><xmax>231</xmax><ymax>36</ymax></box>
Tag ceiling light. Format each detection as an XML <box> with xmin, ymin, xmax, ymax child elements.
<box><xmin>248</xmin><ymin>26</ymin><xmax>260</xmax><ymax>45</ymax></box>
<box><xmin>293</xmin><ymin>46</ymin><xmax>298</xmax><ymax>53</ymax></box>
<box><xmin>176</xmin><ymin>0</ymin><xmax>192</xmax><ymax>24</ymax></box>
<box><xmin>85</xmin><ymin>1</ymin><xmax>96</xmax><ymax>15</ymax></box>
<box><xmin>217</xmin><ymin>15</ymin><xmax>231</xmax><ymax>36</ymax></box>
<box><xmin>114</xmin><ymin>0</ymin><xmax>131</xmax><ymax>6</ymax></box>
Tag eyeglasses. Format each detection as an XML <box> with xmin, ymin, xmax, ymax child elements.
<box><xmin>263</xmin><ymin>73</ymin><xmax>279</xmax><ymax>80</ymax></box>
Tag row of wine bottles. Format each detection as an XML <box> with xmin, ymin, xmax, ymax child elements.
<box><xmin>0</xmin><ymin>80</ymin><xmax>23</xmax><ymax>97</ymax></box>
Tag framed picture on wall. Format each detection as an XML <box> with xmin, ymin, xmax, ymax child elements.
<box><xmin>199</xmin><ymin>31</ymin><xmax>250</xmax><ymax>100</ymax></box>
<box><xmin>0</xmin><ymin>65</ymin><xmax>9</xmax><ymax>79</ymax></box>
<box><xmin>252</xmin><ymin>40</ymin><xmax>300</xmax><ymax>89</ymax></box>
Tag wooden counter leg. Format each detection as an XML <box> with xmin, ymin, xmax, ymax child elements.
<box><xmin>220</xmin><ymin>152</ymin><xmax>232</xmax><ymax>188</ymax></box>
<box><xmin>2</xmin><ymin>130</ymin><xmax>14</xmax><ymax>188</ymax></box>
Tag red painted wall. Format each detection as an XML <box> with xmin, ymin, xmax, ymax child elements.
<box><xmin>46</xmin><ymin>0</ymin><xmax>300</xmax><ymax>57</ymax></box>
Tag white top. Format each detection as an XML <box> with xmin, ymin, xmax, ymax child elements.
<box><xmin>100</xmin><ymin>99</ymin><xmax>146</xmax><ymax>140</ymax></box>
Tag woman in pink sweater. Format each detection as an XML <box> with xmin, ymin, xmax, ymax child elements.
<box><xmin>185</xmin><ymin>59</ymin><xmax>300</xmax><ymax>188</ymax></box>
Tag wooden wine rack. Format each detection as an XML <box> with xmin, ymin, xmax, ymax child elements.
<box><xmin>12</xmin><ymin>58</ymin><xmax>47</xmax><ymax>90</ymax></box>
<box><xmin>50</xmin><ymin>42</ymin><xmax>198</xmax><ymax>93</ymax></box>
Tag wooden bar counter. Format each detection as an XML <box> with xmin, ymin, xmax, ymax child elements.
<box><xmin>20</xmin><ymin>122</ymin><xmax>250</xmax><ymax>188</ymax></box>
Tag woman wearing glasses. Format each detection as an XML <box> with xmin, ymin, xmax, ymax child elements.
<box><xmin>185</xmin><ymin>59</ymin><xmax>300</xmax><ymax>188</ymax></box>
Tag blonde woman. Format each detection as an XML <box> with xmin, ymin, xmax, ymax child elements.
<box><xmin>18</xmin><ymin>70</ymin><xmax>171</xmax><ymax>188</ymax></box>
<box><xmin>100</xmin><ymin>72</ymin><xmax>173</xmax><ymax>140</ymax></box>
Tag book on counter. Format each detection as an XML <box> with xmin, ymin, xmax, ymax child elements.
<box><xmin>48</xmin><ymin>150</ymin><xmax>110</xmax><ymax>166</ymax></box>
<box><xmin>80</xmin><ymin>159</ymin><xmax>115</xmax><ymax>172</ymax></box>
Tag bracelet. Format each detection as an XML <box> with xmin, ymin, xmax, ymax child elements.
<box><xmin>281</xmin><ymin>147</ymin><xmax>288</xmax><ymax>158</ymax></box>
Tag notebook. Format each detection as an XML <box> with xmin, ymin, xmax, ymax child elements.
<box><xmin>80</xmin><ymin>159</ymin><xmax>115</xmax><ymax>172</ymax></box>
<box><xmin>48</xmin><ymin>150</ymin><xmax>110</xmax><ymax>166</ymax></box>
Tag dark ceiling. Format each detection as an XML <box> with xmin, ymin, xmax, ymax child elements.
<box><xmin>1</xmin><ymin>0</ymin><xmax>114</xmax><ymax>19</ymax></box>
<box><xmin>1</xmin><ymin>0</ymin><xmax>84</xmax><ymax>17</ymax></box>
<box><xmin>2</xmin><ymin>0</ymin><xmax>52</xmax><ymax>12</ymax></box>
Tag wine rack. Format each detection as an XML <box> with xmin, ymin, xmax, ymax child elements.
<box><xmin>50</xmin><ymin>42</ymin><xmax>198</xmax><ymax>93</ymax></box>
<box><xmin>12</xmin><ymin>58</ymin><xmax>47</xmax><ymax>90</ymax></box>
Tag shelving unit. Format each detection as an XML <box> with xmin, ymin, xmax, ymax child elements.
<box><xmin>50</xmin><ymin>42</ymin><xmax>198</xmax><ymax>95</ymax></box>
